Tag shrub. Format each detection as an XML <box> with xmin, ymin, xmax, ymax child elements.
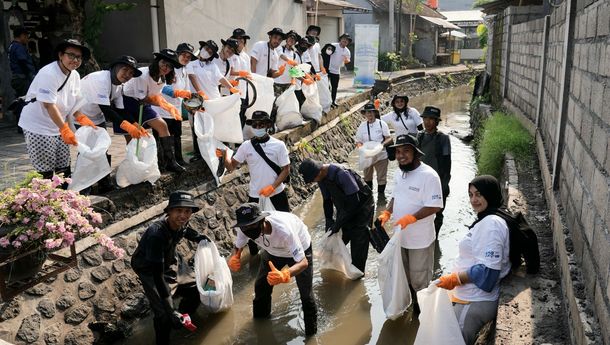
<box><xmin>378</xmin><ymin>52</ymin><xmax>402</xmax><ymax>72</ymax></box>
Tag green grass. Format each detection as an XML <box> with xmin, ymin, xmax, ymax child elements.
<box><xmin>475</xmin><ymin>111</ymin><xmax>534</xmax><ymax>177</ymax></box>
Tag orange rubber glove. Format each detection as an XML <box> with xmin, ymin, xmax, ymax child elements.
<box><xmin>356</xmin><ymin>142</ymin><xmax>363</xmax><ymax>148</ymax></box>
<box><xmin>320</xmin><ymin>66</ymin><xmax>327</xmax><ymax>74</ymax></box>
<box><xmin>74</xmin><ymin>113</ymin><xmax>97</xmax><ymax>128</ymax></box>
<box><xmin>396</xmin><ymin>214</ymin><xmax>417</xmax><ymax>229</ymax></box>
<box><xmin>267</xmin><ymin>262</ymin><xmax>291</xmax><ymax>286</ymax></box>
<box><xmin>59</xmin><ymin>123</ymin><xmax>77</xmax><ymax>145</ymax></box>
<box><xmin>313</xmin><ymin>74</ymin><xmax>321</xmax><ymax>81</ymax></box>
<box><xmin>215</xmin><ymin>148</ymin><xmax>224</xmax><ymax>158</ymax></box>
<box><xmin>277</xmin><ymin>64</ymin><xmax>286</xmax><ymax>76</ymax></box>
<box><xmin>173</xmin><ymin>89</ymin><xmax>192</xmax><ymax>99</ymax></box>
<box><xmin>136</xmin><ymin>123</ymin><xmax>149</xmax><ymax>137</ymax></box>
<box><xmin>374</xmin><ymin>99</ymin><xmax>381</xmax><ymax>110</ymax></box>
<box><xmin>228</xmin><ymin>254</ymin><xmax>241</xmax><ymax>272</ymax></box>
<box><xmin>229</xmin><ymin>87</ymin><xmax>240</xmax><ymax>94</ymax></box>
<box><xmin>290</xmin><ymin>78</ymin><xmax>297</xmax><ymax>85</ymax></box>
<box><xmin>302</xmin><ymin>78</ymin><xmax>314</xmax><ymax>86</ymax></box>
<box><xmin>286</xmin><ymin>59</ymin><xmax>298</xmax><ymax>67</ymax></box>
<box><xmin>377</xmin><ymin>210</ymin><xmax>391</xmax><ymax>226</ymax></box>
<box><xmin>120</xmin><ymin>120</ymin><xmax>144</xmax><ymax>138</ymax></box>
<box><xmin>197</xmin><ymin>90</ymin><xmax>209</xmax><ymax>100</ymax></box>
<box><xmin>229</xmin><ymin>79</ymin><xmax>239</xmax><ymax>87</ymax></box>
<box><xmin>238</xmin><ymin>70</ymin><xmax>252</xmax><ymax>79</ymax></box>
<box><xmin>259</xmin><ymin>185</ymin><xmax>275</xmax><ymax>197</ymax></box>
<box><xmin>437</xmin><ymin>272</ymin><xmax>462</xmax><ymax>290</ymax></box>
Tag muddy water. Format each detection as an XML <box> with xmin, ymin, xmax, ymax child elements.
<box><xmin>126</xmin><ymin>85</ymin><xmax>477</xmax><ymax>345</ymax></box>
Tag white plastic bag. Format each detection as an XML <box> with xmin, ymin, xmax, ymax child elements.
<box><xmin>358</xmin><ymin>150</ymin><xmax>374</xmax><ymax>170</ymax></box>
<box><xmin>259</xmin><ymin>197</ymin><xmax>276</xmax><ymax>212</ymax></box>
<box><xmin>317</xmin><ymin>74</ymin><xmax>332</xmax><ymax>113</ymax></box>
<box><xmin>414</xmin><ymin>283</ymin><xmax>466</xmax><ymax>345</ymax></box>
<box><xmin>275</xmin><ymin>85</ymin><xmax>303</xmax><ymax>131</ymax></box>
<box><xmin>69</xmin><ymin>127</ymin><xmax>112</xmax><ymax>191</ymax></box>
<box><xmin>361</xmin><ymin>141</ymin><xmax>384</xmax><ymax>158</ymax></box>
<box><xmin>318</xmin><ymin>230</ymin><xmax>364</xmax><ymax>280</ymax></box>
<box><xmin>301</xmin><ymin>82</ymin><xmax>323</xmax><ymax>123</ymax></box>
<box><xmin>202</xmin><ymin>93</ymin><xmax>243</xmax><ymax>144</ymax></box>
<box><xmin>193</xmin><ymin>111</ymin><xmax>233</xmax><ymax>185</ymax></box>
<box><xmin>244</xmin><ymin>74</ymin><xmax>275</xmax><ymax>120</ymax></box>
<box><xmin>115</xmin><ymin>136</ymin><xmax>161</xmax><ymax>188</ymax></box>
<box><xmin>194</xmin><ymin>239</ymin><xmax>234</xmax><ymax>313</ymax></box>
<box><xmin>378</xmin><ymin>229</ymin><xmax>412</xmax><ymax>320</ymax></box>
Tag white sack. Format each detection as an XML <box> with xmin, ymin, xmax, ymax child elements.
<box><xmin>69</xmin><ymin>127</ymin><xmax>112</xmax><ymax>191</ymax></box>
<box><xmin>378</xmin><ymin>229</ymin><xmax>412</xmax><ymax>320</ymax></box>
<box><xmin>300</xmin><ymin>82</ymin><xmax>323</xmax><ymax>123</ymax></box>
<box><xmin>244</xmin><ymin>74</ymin><xmax>275</xmax><ymax>120</ymax></box>
<box><xmin>194</xmin><ymin>239</ymin><xmax>234</xmax><ymax>313</ymax></box>
<box><xmin>317</xmin><ymin>74</ymin><xmax>332</xmax><ymax>113</ymax></box>
<box><xmin>414</xmin><ymin>283</ymin><xmax>466</xmax><ymax>345</ymax></box>
<box><xmin>193</xmin><ymin>111</ymin><xmax>233</xmax><ymax>185</ymax></box>
<box><xmin>202</xmin><ymin>93</ymin><xmax>243</xmax><ymax>144</ymax></box>
<box><xmin>318</xmin><ymin>230</ymin><xmax>364</xmax><ymax>280</ymax></box>
<box><xmin>275</xmin><ymin>85</ymin><xmax>303</xmax><ymax>131</ymax></box>
<box><xmin>115</xmin><ymin>136</ymin><xmax>161</xmax><ymax>188</ymax></box>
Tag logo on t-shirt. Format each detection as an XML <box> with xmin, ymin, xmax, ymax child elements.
<box><xmin>432</xmin><ymin>194</ymin><xmax>442</xmax><ymax>200</ymax></box>
<box><xmin>97</xmin><ymin>93</ymin><xmax>108</xmax><ymax>100</ymax></box>
<box><xmin>408</xmin><ymin>186</ymin><xmax>420</xmax><ymax>192</ymax></box>
<box><xmin>39</xmin><ymin>88</ymin><xmax>51</xmax><ymax>94</ymax></box>
<box><xmin>485</xmin><ymin>250</ymin><xmax>499</xmax><ymax>258</ymax></box>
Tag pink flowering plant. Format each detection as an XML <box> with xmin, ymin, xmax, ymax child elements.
<box><xmin>0</xmin><ymin>173</ymin><xmax>124</xmax><ymax>258</ymax></box>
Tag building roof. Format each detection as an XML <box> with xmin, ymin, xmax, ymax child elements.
<box><xmin>317</xmin><ymin>0</ymin><xmax>371</xmax><ymax>12</ymax></box>
<box><xmin>439</xmin><ymin>10</ymin><xmax>484</xmax><ymax>23</ymax></box>
<box><xmin>368</xmin><ymin>0</ymin><xmax>444</xmax><ymax>18</ymax></box>
<box><xmin>420</xmin><ymin>15</ymin><xmax>462</xmax><ymax>29</ymax></box>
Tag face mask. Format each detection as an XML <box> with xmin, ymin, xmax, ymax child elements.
<box><xmin>200</xmin><ymin>50</ymin><xmax>211</xmax><ymax>59</ymax></box>
<box><xmin>252</xmin><ymin>128</ymin><xmax>267</xmax><ymax>138</ymax></box>
<box><xmin>326</xmin><ymin>49</ymin><xmax>333</xmax><ymax>55</ymax></box>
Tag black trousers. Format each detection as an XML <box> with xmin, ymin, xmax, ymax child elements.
<box><xmin>434</xmin><ymin>194</ymin><xmax>448</xmax><ymax>237</ymax></box>
<box><xmin>247</xmin><ymin>190</ymin><xmax>291</xmax><ymax>255</ymax></box>
<box><xmin>328</xmin><ymin>72</ymin><xmax>340</xmax><ymax>104</ymax></box>
<box><xmin>137</xmin><ymin>272</ymin><xmax>200</xmax><ymax>345</ymax></box>
<box><xmin>339</xmin><ymin>197</ymin><xmax>374</xmax><ymax>273</ymax></box>
<box><xmin>295</xmin><ymin>89</ymin><xmax>306</xmax><ymax>108</ymax></box>
<box><xmin>253</xmin><ymin>246</ymin><xmax>317</xmax><ymax>335</ymax></box>
<box><xmin>240</xmin><ymin>97</ymin><xmax>249</xmax><ymax>128</ymax></box>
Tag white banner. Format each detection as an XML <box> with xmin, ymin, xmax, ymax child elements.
<box><xmin>354</xmin><ymin>24</ymin><xmax>380</xmax><ymax>88</ymax></box>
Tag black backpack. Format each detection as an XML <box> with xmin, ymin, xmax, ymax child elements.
<box><xmin>494</xmin><ymin>210</ymin><xmax>540</xmax><ymax>274</ymax></box>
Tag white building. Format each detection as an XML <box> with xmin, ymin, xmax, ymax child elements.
<box><xmin>440</xmin><ymin>10</ymin><xmax>485</xmax><ymax>61</ymax></box>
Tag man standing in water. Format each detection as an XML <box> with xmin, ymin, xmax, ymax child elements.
<box><xmin>227</xmin><ymin>202</ymin><xmax>318</xmax><ymax>336</ymax></box>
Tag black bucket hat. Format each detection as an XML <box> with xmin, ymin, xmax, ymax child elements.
<box><xmin>303</xmin><ymin>35</ymin><xmax>316</xmax><ymax>47</ymax></box>
<box><xmin>389</xmin><ymin>134</ymin><xmax>424</xmax><ymax>155</ymax></box>
<box><xmin>220</xmin><ymin>38</ymin><xmax>239</xmax><ymax>52</ymax></box>
<box><xmin>360</xmin><ymin>102</ymin><xmax>380</xmax><ymax>114</ymax></box>
<box><xmin>176</xmin><ymin>42</ymin><xmax>197</xmax><ymax>61</ymax></box>
<box><xmin>55</xmin><ymin>38</ymin><xmax>91</xmax><ymax>62</ymax></box>
<box><xmin>109</xmin><ymin>55</ymin><xmax>142</xmax><ymax>77</ymax></box>
<box><xmin>165</xmin><ymin>190</ymin><xmax>201</xmax><ymax>213</ymax></box>
<box><xmin>198</xmin><ymin>40</ymin><xmax>219</xmax><ymax>59</ymax></box>
<box><xmin>285</xmin><ymin>30</ymin><xmax>300</xmax><ymax>41</ymax></box>
<box><xmin>338</xmin><ymin>33</ymin><xmax>353</xmax><ymax>43</ymax></box>
<box><xmin>420</xmin><ymin>106</ymin><xmax>442</xmax><ymax>120</ymax></box>
<box><xmin>391</xmin><ymin>94</ymin><xmax>409</xmax><ymax>107</ymax></box>
<box><xmin>299</xmin><ymin>158</ymin><xmax>323</xmax><ymax>183</ymax></box>
<box><xmin>306</xmin><ymin>25</ymin><xmax>321</xmax><ymax>35</ymax></box>
<box><xmin>153</xmin><ymin>48</ymin><xmax>182</xmax><ymax>69</ymax></box>
<box><xmin>245</xmin><ymin>110</ymin><xmax>273</xmax><ymax>126</ymax></box>
<box><xmin>322</xmin><ymin>43</ymin><xmax>336</xmax><ymax>55</ymax></box>
<box><xmin>232</xmin><ymin>202</ymin><xmax>270</xmax><ymax>228</ymax></box>
<box><xmin>13</xmin><ymin>26</ymin><xmax>29</xmax><ymax>38</ymax></box>
<box><xmin>267</xmin><ymin>27</ymin><xmax>286</xmax><ymax>39</ymax></box>
<box><xmin>231</xmin><ymin>28</ymin><xmax>250</xmax><ymax>40</ymax></box>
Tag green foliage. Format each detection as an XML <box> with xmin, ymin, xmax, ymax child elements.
<box><xmin>378</xmin><ymin>52</ymin><xmax>402</xmax><ymax>72</ymax></box>
<box><xmin>84</xmin><ymin>0</ymin><xmax>136</xmax><ymax>53</ymax></box>
<box><xmin>470</xmin><ymin>94</ymin><xmax>491</xmax><ymax>109</ymax></box>
<box><xmin>473</xmin><ymin>0</ymin><xmax>495</xmax><ymax>8</ymax></box>
<box><xmin>476</xmin><ymin>24</ymin><xmax>488</xmax><ymax>48</ymax></box>
<box><xmin>475</xmin><ymin>111</ymin><xmax>534</xmax><ymax>177</ymax></box>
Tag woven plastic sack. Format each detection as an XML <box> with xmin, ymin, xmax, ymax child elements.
<box><xmin>194</xmin><ymin>239</ymin><xmax>234</xmax><ymax>313</ymax></box>
<box><xmin>193</xmin><ymin>111</ymin><xmax>233</xmax><ymax>185</ymax></box>
<box><xmin>275</xmin><ymin>85</ymin><xmax>303</xmax><ymax>130</ymax></box>
<box><xmin>69</xmin><ymin>127</ymin><xmax>112</xmax><ymax>191</ymax></box>
<box><xmin>244</xmin><ymin>74</ymin><xmax>275</xmax><ymax>120</ymax></box>
<box><xmin>378</xmin><ymin>229</ymin><xmax>412</xmax><ymax>320</ymax></box>
<box><xmin>318</xmin><ymin>230</ymin><xmax>364</xmax><ymax>280</ymax></box>
<box><xmin>301</xmin><ymin>82</ymin><xmax>323</xmax><ymax>123</ymax></box>
<box><xmin>317</xmin><ymin>74</ymin><xmax>332</xmax><ymax>113</ymax></box>
<box><xmin>414</xmin><ymin>283</ymin><xmax>466</xmax><ymax>345</ymax></box>
<box><xmin>202</xmin><ymin>93</ymin><xmax>243</xmax><ymax>144</ymax></box>
<box><xmin>115</xmin><ymin>136</ymin><xmax>161</xmax><ymax>187</ymax></box>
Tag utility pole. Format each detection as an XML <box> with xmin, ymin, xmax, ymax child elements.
<box><xmin>389</xmin><ymin>0</ymin><xmax>395</xmax><ymax>52</ymax></box>
<box><xmin>397</xmin><ymin>0</ymin><xmax>402</xmax><ymax>53</ymax></box>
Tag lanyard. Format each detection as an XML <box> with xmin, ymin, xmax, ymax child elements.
<box><xmin>366</xmin><ymin>120</ymin><xmax>383</xmax><ymax>142</ymax></box>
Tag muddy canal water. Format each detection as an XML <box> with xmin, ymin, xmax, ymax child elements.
<box><xmin>127</xmin><ymin>85</ymin><xmax>477</xmax><ymax>345</ymax></box>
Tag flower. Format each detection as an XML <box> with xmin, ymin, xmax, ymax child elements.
<box><xmin>0</xmin><ymin>173</ymin><xmax>125</xmax><ymax>259</ymax></box>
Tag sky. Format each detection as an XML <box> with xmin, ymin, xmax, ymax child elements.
<box><xmin>438</xmin><ymin>0</ymin><xmax>476</xmax><ymax>11</ymax></box>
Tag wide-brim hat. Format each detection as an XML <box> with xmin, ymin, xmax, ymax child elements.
<box><xmin>306</xmin><ymin>25</ymin><xmax>321</xmax><ymax>35</ymax></box>
<box><xmin>285</xmin><ymin>30</ymin><xmax>300</xmax><ymax>41</ymax></box>
<box><xmin>232</xmin><ymin>202</ymin><xmax>270</xmax><ymax>228</ymax></box>
<box><xmin>391</xmin><ymin>94</ymin><xmax>409</xmax><ymax>106</ymax></box>
<box><xmin>245</xmin><ymin>110</ymin><xmax>273</xmax><ymax>126</ymax></box>
<box><xmin>360</xmin><ymin>102</ymin><xmax>379</xmax><ymax>114</ymax></box>
<box><xmin>420</xmin><ymin>106</ymin><xmax>442</xmax><ymax>120</ymax></box>
<box><xmin>55</xmin><ymin>39</ymin><xmax>91</xmax><ymax>62</ymax></box>
<box><xmin>175</xmin><ymin>43</ymin><xmax>197</xmax><ymax>61</ymax></box>
<box><xmin>220</xmin><ymin>38</ymin><xmax>239</xmax><ymax>52</ymax></box>
<box><xmin>338</xmin><ymin>33</ymin><xmax>353</xmax><ymax>43</ymax></box>
<box><xmin>231</xmin><ymin>28</ymin><xmax>250</xmax><ymax>40</ymax></box>
<box><xmin>389</xmin><ymin>134</ymin><xmax>424</xmax><ymax>155</ymax></box>
<box><xmin>165</xmin><ymin>190</ymin><xmax>201</xmax><ymax>212</ymax></box>
<box><xmin>267</xmin><ymin>27</ymin><xmax>286</xmax><ymax>39</ymax></box>
<box><xmin>109</xmin><ymin>55</ymin><xmax>142</xmax><ymax>77</ymax></box>
<box><xmin>299</xmin><ymin>158</ymin><xmax>323</xmax><ymax>183</ymax></box>
<box><xmin>198</xmin><ymin>40</ymin><xmax>220</xmax><ymax>59</ymax></box>
<box><xmin>322</xmin><ymin>43</ymin><xmax>336</xmax><ymax>55</ymax></box>
<box><xmin>303</xmin><ymin>35</ymin><xmax>316</xmax><ymax>46</ymax></box>
<box><xmin>153</xmin><ymin>49</ymin><xmax>182</xmax><ymax>69</ymax></box>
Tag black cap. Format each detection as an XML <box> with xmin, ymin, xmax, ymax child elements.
<box><xmin>220</xmin><ymin>38</ymin><xmax>239</xmax><ymax>52</ymax></box>
<box><xmin>360</xmin><ymin>102</ymin><xmax>379</xmax><ymax>114</ymax></box>
<box><xmin>389</xmin><ymin>134</ymin><xmax>424</xmax><ymax>155</ymax></box>
<box><xmin>109</xmin><ymin>55</ymin><xmax>142</xmax><ymax>77</ymax></box>
<box><xmin>391</xmin><ymin>94</ymin><xmax>409</xmax><ymax>106</ymax></box>
<box><xmin>306</xmin><ymin>25</ymin><xmax>321</xmax><ymax>35</ymax></box>
<box><xmin>55</xmin><ymin>39</ymin><xmax>91</xmax><ymax>62</ymax></box>
<box><xmin>198</xmin><ymin>40</ymin><xmax>219</xmax><ymax>59</ymax></box>
<box><xmin>153</xmin><ymin>48</ymin><xmax>182</xmax><ymax>69</ymax></box>
<box><xmin>13</xmin><ymin>26</ymin><xmax>29</xmax><ymax>38</ymax></box>
<box><xmin>233</xmin><ymin>202</ymin><xmax>270</xmax><ymax>228</ymax></box>
<box><xmin>245</xmin><ymin>110</ymin><xmax>272</xmax><ymax>126</ymax></box>
<box><xmin>231</xmin><ymin>28</ymin><xmax>250</xmax><ymax>40</ymax></box>
<box><xmin>165</xmin><ymin>190</ymin><xmax>200</xmax><ymax>212</ymax></box>
<box><xmin>298</xmin><ymin>159</ymin><xmax>323</xmax><ymax>183</ymax></box>
<box><xmin>420</xmin><ymin>106</ymin><xmax>441</xmax><ymax>120</ymax></box>
<box><xmin>267</xmin><ymin>27</ymin><xmax>286</xmax><ymax>39</ymax></box>
<box><xmin>338</xmin><ymin>33</ymin><xmax>353</xmax><ymax>43</ymax></box>
<box><xmin>176</xmin><ymin>43</ymin><xmax>197</xmax><ymax>61</ymax></box>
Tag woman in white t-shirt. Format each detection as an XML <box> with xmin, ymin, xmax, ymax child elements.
<box><xmin>229</xmin><ymin>28</ymin><xmax>254</xmax><ymax>128</ymax></box>
<box><xmin>18</xmin><ymin>39</ymin><xmax>96</xmax><ymax>181</ymax></box>
<box><xmin>381</xmin><ymin>95</ymin><xmax>423</xmax><ymax>136</ymax></box>
<box><xmin>436</xmin><ymin>175</ymin><xmax>511</xmax><ymax>345</ymax></box>
<box><xmin>355</xmin><ymin>103</ymin><xmax>392</xmax><ymax>200</ymax></box>
<box><xmin>215</xmin><ymin>38</ymin><xmax>239</xmax><ymax>96</ymax></box>
<box><xmin>187</xmin><ymin>40</ymin><xmax>238</xmax><ymax>101</ymax></box>
<box><xmin>274</xmin><ymin>30</ymin><xmax>301</xmax><ymax>95</ymax></box>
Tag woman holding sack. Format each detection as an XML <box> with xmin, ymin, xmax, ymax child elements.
<box><xmin>18</xmin><ymin>39</ymin><xmax>95</xmax><ymax>181</ymax></box>
<box><xmin>436</xmin><ymin>175</ymin><xmax>511</xmax><ymax>345</ymax></box>
<box><xmin>381</xmin><ymin>94</ymin><xmax>423</xmax><ymax>136</ymax></box>
<box><xmin>121</xmin><ymin>48</ymin><xmax>186</xmax><ymax>173</ymax></box>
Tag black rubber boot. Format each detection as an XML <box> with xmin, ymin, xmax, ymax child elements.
<box><xmin>160</xmin><ymin>136</ymin><xmax>186</xmax><ymax>173</ymax></box>
<box><xmin>54</xmin><ymin>167</ymin><xmax>71</xmax><ymax>189</ymax></box>
<box><xmin>173</xmin><ymin>135</ymin><xmax>187</xmax><ymax>166</ymax></box>
<box><xmin>189</xmin><ymin>126</ymin><xmax>203</xmax><ymax>163</ymax></box>
<box><xmin>153</xmin><ymin>131</ymin><xmax>166</xmax><ymax>172</ymax></box>
<box><xmin>96</xmin><ymin>154</ymin><xmax>116</xmax><ymax>194</ymax></box>
<box><xmin>365</xmin><ymin>180</ymin><xmax>373</xmax><ymax>190</ymax></box>
<box><xmin>378</xmin><ymin>184</ymin><xmax>386</xmax><ymax>201</ymax></box>
<box><xmin>38</xmin><ymin>171</ymin><xmax>54</xmax><ymax>180</ymax></box>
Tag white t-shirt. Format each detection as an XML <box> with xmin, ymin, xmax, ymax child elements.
<box><xmin>235</xmin><ymin>211</ymin><xmax>311</xmax><ymax>261</ymax></box>
<box><xmin>235</xmin><ymin>51</ymin><xmax>251</xmax><ymax>99</ymax></box>
<box><xmin>452</xmin><ymin>215</ymin><xmax>511</xmax><ymax>302</ymax></box>
<box><xmin>233</xmin><ymin>137</ymin><xmax>290</xmax><ymax>198</ymax></box>
<box><xmin>250</xmin><ymin>41</ymin><xmax>279</xmax><ymax>76</ymax></box>
<box><xmin>79</xmin><ymin>70</ymin><xmax>124</xmax><ymax>125</ymax></box>
<box><xmin>275</xmin><ymin>46</ymin><xmax>298</xmax><ymax>84</ymax></box>
<box><xmin>355</xmin><ymin>119</ymin><xmax>390</xmax><ymax>160</ymax></box>
<box><xmin>391</xmin><ymin>163</ymin><xmax>443</xmax><ymax>249</ymax></box>
<box><xmin>213</xmin><ymin>57</ymin><xmax>232</xmax><ymax>78</ymax></box>
<box><xmin>19</xmin><ymin>62</ymin><xmax>82</xmax><ymax>136</ymax></box>
<box><xmin>122</xmin><ymin>67</ymin><xmax>165</xmax><ymax>100</ymax></box>
<box><xmin>381</xmin><ymin>108</ymin><xmax>423</xmax><ymax>136</ymax></box>
<box><xmin>186</xmin><ymin>60</ymin><xmax>224</xmax><ymax>100</ymax></box>
<box><xmin>308</xmin><ymin>43</ymin><xmax>321</xmax><ymax>72</ymax></box>
<box><xmin>329</xmin><ymin>43</ymin><xmax>351</xmax><ymax>74</ymax></box>
<box><xmin>152</xmin><ymin>66</ymin><xmax>189</xmax><ymax>120</ymax></box>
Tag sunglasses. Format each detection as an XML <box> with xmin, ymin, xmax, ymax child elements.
<box><xmin>63</xmin><ymin>52</ymin><xmax>83</xmax><ymax>61</ymax></box>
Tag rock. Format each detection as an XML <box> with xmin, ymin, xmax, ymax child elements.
<box><xmin>204</xmin><ymin>192</ymin><xmax>217</xmax><ymax>204</ymax></box>
<box><xmin>0</xmin><ymin>298</ymin><xmax>20</xmax><ymax>321</ymax></box>
<box><xmin>64</xmin><ymin>327</ymin><xmax>94</xmax><ymax>345</ymax></box>
<box><xmin>203</xmin><ymin>208</ymin><xmax>215</xmax><ymax>219</ymax></box>
<box><xmin>112</xmin><ymin>259</ymin><xmax>126</xmax><ymax>273</ymax></box>
<box><xmin>102</xmin><ymin>249</ymin><xmax>118</xmax><ymax>261</ymax></box>
<box><xmin>64</xmin><ymin>304</ymin><xmax>91</xmax><ymax>325</ymax></box>
<box><xmin>90</xmin><ymin>266</ymin><xmax>112</xmax><ymax>283</ymax></box>
<box><xmin>64</xmin><ymin>268</ymin><xmax>82</xmax><ymax>282</ymax></box>
<box><xmin>78</xmin><ymin>282</ymin><xmax>97</xmax><ymax>300</ymax></box>
<box><xmin>16</xmin><ymin>313</ymin><xmax>40</xmax><ymax>343</ymax></box>
<box><xmin>88</xmin><ymin>320</ymin><xmax>132</xmax><ymax>343</ymax></box>
<box><xmin>56</xmin><ymin>292</ymin><xmax>76</xmax><ymax>310</ymax></box>
<box><xmin>25</xmin><ymin>284</ymin><xmax>52</xmax><ymax>296</ymax></box>
<box><xmin>94</xmin><ymin>289</ymin><xmax>116</xmax><ymax>313</ymax></box>
<box><xmin>82</xmin><ymin>250</ymin><xmax>103</xmax><ymax>267</ymax></box>
<box><xmin>120</xmin><ymin>293</ymin><xmax>149</xmax><ymax>319</ymax></box>
<box><xmin>43</xmin><ymin>323</ymin><xmax>61</xmax><ymax>345</ymax></box>
<box><xmin>113</xmin><ymin>273</ymin><xmax>140</xmax><ymax>300</ymax></box>
<box><xmin>208</xmin><ymin>218</ymin><xmax>220</xmax><ymax>229</ymax></box>
<box><xmin>37</xmin><ymin>298</ymin><xmax>56</xmax><ymax>318</ymax></box>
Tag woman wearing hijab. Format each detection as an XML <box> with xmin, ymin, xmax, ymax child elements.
<box><xmin>18</xmin><ymin>39</ymin><xmax>94</xmax><ymax>181</ymax></box>
<box><xmin>381</xmin><ymin>95</ymin><xmax>423</xmax><ymax>136</ymax></box>
<box><xmin>436</xmin><ymin>175</ymin><xmax>511</xmax><ymax>345</ymax></box>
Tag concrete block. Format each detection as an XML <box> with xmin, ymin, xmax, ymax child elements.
<box><xmin>588</xmin><ymin>44</ymin><xmax>599</xmax><ymax>74</ymax></box>
<box><xmin>592</xmin><ymin>217</ymin><xmax>610</xmax><ymax>288</ymax></box>
<box><xmin>572</xmin><ymin>165</ymin><xmax>585</xmax><ymax>212</ymax></box>
<box><xmin>603</xmin><ymin>84</ymin><xmax>610</xmax><ymax>126</ymax></box>
<box><xmin>580</xmin><ymin>111</ymin><xmax>593</xmax><ymax>146</ymax></box>
<box><xmin>572</xmin><ymin>68</ymin><xmax>582</xmax><ymax>99</ymax></box>
<box><xmin>571</xmin><ymin>212</ymin><xmax>586</xmax><ymax>259</ymax></box>
<box><xmin>581</xmin><ymin>249</ymin><xmax>597</xmax><ymax>300</ymax></box>
<box><xmin>590</xmin><ymin>78</ymin><xmax>604</xmax><ymax>118</ymax></box>
<box><xmin>591</xmin><ymin>168</ymin><xmax>609</xmax><ymax>215</ymax></box>
<box><xmin>603</xmin><ymin>45</ymin><xmax>610</xmax><ymax>77</ymax></box>
<box><xmin>591</xmin><ymin>123</ymin><xmax>608</xmax><ymax>165</ymax></box>
<box><xmin>582</xmin><ymin>196</ymin><xmax>596</xmax><ymax>245</ymax></box>
<box><xmin>598</xmin><ymin>3</ymin><xmax>610</xmax><ymax>37</ymax></box>
<box><xmin>586</xmin><ymin>6</ymin><xmax>597</xmax><ymax>38</ymax></box>
<box><xmin>580</xmin><ymin>73</ymin><xmax>592</xmax><ymax>109</ymax></box>
<box><xmin>581</xmin><ymin>149</ymin><xmax>596</xmax><ymax>187</ymax></box>
<box><xmin>594</xmin><ymin>279</ymin><xmax>610</xmax><ymax>345</ymax></box>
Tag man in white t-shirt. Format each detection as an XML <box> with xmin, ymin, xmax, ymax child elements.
<box><xmin>227</xmin><ymin>203</ymin><xmax>317</xmax><ymax>336</ymax></box>
<box><xmin>250</xmin><ymin>27</ymin><xmax>286</xmax><ymax>78</ymax></box>
<box><xmin>328</xmin><ymin>33</ymin><xmax>352</xmax><ymax>107</ymax></box>
<box><xmin>274</xmin><ymin>30</ymin><xmax>300</xmax><ymax>95</ymax></box>
<box><xmin>305</xmin><ymin>25</ymin><xmax>325</xmax><ymax>74</ymax></box>
<box><xmin>377</xmin><ymin>134</ymin><xmax>443</xmax><ymax>313</ymax></box>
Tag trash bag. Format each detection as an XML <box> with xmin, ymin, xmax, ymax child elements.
<box><xmin>259</xmin><ymin>197</ymin><xmax>276</xmax><ymax>212</ymax></box>
<box><xmin>301</xmin><ymin>82</ymin><xmax>323</xmax><ymax>123</ymax></box>
<box><xmin>358</xmin><ymin>141</ymin><xmax>383</xmax><ymax>170</ymax></box>
<box><xmin>194</xmin><ymin>239</ymin><xmax>234</xmax><ymax>313</ymax></box>
<box><xmin>414</xmin><ymin>283</ymin><xmax>466</xmax><ymax>345</ymax></box>
<box><xmin>318</xmin><ymin>230</ymin><xmax>364</xmax><ymax>280</ymax></box>
<box><xmin>245</xmin><ymin>74</ymin><xmax>275</xmax><ymax>120</ymax></box>
<box><xmin>378</xmin><ymin>229</ymin><xmax>411</xmax><ymax>320</ymax></box>
<box><xmin>115</xmin><ymin>136</ymin><xmax>161</xmax><ymax>188</ymax></box>
<box><xmin>69</xmin><ymin>127</ymin><xmax>112</xmax><ymax>191</ymax></box>
<box><xmin>275</xmin><ymin>85</ymin><xmax>303</xmax><ymax>131</ymax></box>
<box><xmin>202</xmin><ymin>93</ymin><xmax>243</xmax><ymax>144</ymax></box>
<box><xmin>193</xmin><ymin>111</ymin><xmax>233</xmax><ymax>185</ymax></box>
<box><xmin>370</xmin><ymin>219</ymin><xmax>390</xmax><ymax>254</ymax></box>
<box><xmin>317</xmin><ymin>74</ymin><xmax>332</xmax><ymax>113</ymax></box>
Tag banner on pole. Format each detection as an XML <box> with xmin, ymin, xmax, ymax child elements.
<box><xmin>354</xmin><ymin>24</ymin><xmax>379</xmax><ymax>88</ymax></box>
